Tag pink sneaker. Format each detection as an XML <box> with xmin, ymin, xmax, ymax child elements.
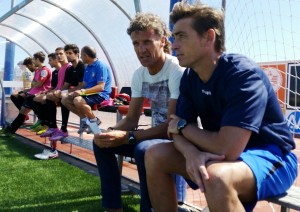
<box><xmin>40</xmin><ymin>128</ymin><xmax>58</xmax><ymax>138</ymax></box>
<box><xmin>50</xmin><ymin>130</ymin><xmax>68</xmax><ymax>141</ymax></box>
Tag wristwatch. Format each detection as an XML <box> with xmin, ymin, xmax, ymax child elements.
<box><xmin>177</xmin><ymin>119</ymin><xmax>187</xmax><ymax>135</ymax></box>
<box><xmin>128</xmin><ymin>131</ymin><xmax>137</xmax><ymax>145</ymax></box>
<box><xmin>80</xmin><ymin>89</ymin><xmax>86</xmax><ymax>95</ymax></box>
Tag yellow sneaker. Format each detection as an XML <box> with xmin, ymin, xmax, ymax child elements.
<box><xmin>36</xmin><ymin>126</ymin><xmax>49</xmax><ymax>135</ymax></box>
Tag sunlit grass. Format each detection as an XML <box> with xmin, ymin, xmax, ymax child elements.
<box><xmin>0</xmin><ymin>137</ymin><xmax>140</xmax><ymax>211</ymax></box>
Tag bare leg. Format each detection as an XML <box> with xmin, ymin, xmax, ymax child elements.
<box><xmin>34</xmin><ymin>94</ymin><xmax>47</xmax><ymax>104</ymax></box>
<box><xmin>20</xmin><ymin>106</ymin><xmax>32</xmax><ymax>115</ymax></box>
<box><xmin>204</xmin><ymin>161</ymin><xmax>256</xmax><ymax>212</ymax></box>
<box><xmin>145</xmin><ymin>142</ymin><xmax>257</xmax><ymax>212</ymax></box>
<box><xmin>145</xmin><ymin>142</ymin><xmax>188</xmax><ymax>212</ymax></box>
<box><xmin>61</xmin><ymin>95</ymin><xmax>85</xmax><ymax>118</ymax></box>
<box><xmin>46</xmin><ymin>92</ymin><xmax>60</xmax><ymax>103</ymax></box>
<box><xmin>73</xmin><ymin>97</ymin><xmax>96</xmax><ymax>119</ymax></box>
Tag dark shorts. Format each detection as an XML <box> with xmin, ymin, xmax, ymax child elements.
<box><xmin>81</xmin><ymin>94</ymin><xmax>105</xmax><ymax>107</ymax></box>
<box><xmin>186</xmin><ymin>145</ymin><xmax>298</xmax><ymax>212</ymax></box>
<box><xmin>22</xmin><ymin>94</ymin><xmax>36</xmax><ymax>109</ymax></box>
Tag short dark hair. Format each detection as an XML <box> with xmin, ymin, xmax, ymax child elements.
<box><xmin>55</xmin><ymin>47</ymin><xmax>64</xmax><ymax>52</ymax></box>
<box><xmin>48</xmin><ymin>53</ymin><xmax>56</xmax><ymax>60</ymax></box>
<box><xmin>33</xmin><ymin>51</ymin><xmax>46</xmax><ymax>63</ymax></box>
<box><xmin>82</xmin><ymin>46</ymin><xmax>97</xmax><ymax>58</ymax></box>
<box><xmin>170</xmin><ymin>2</ymin><xmax>225</xmax><ymax>53</ymax></box>
<box><xmin>23</xmin><ymin>57</ymin><xmax>33</xmax><ymax>65</ymax></box>
<box><xmin>64</xmin><ymin>44</ymin><xmax>80</xmax><ymax>54</ymax></box>
<box><xmin>127</xmin><ymin>13</ymin><xmax>172</xmax><ymax>54</ymax></box>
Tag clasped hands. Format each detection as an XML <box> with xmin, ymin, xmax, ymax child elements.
<box><xmin>168</xmin><ymin>114</ymin><xmax>225</xmax><ymax>192</ymax></box>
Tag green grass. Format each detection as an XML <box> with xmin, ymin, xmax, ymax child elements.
<box><xmin>0</xmin><ymin>137</ymin><xmax>140</xmax><ymax>211</ymax></box>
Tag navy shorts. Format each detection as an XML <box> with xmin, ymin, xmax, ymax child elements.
<box><xmin>81</xmin><ymin>94</ymin><xmax>105</xmax><ymax>107</ymax></box>
<box><xmin>186</xmin><ymin>144</ymin><xmax>298</xmax><ymax>211</ymax></box>
<box><xmin>22</xmin><ymin>94</ymin><xmax>36</xmax><ymax>109</ymax></box>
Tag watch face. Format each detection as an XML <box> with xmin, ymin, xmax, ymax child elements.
<box><xmin>178</xmin><ymin>119</ymin><xmax>187</xmax><ymax>129</ymax></box>
<box><xmin>128</xmin><ymin>137</ymin><xmax>135</xmax><ymax>145</ymax></box>
<box><xmin>177</xmin><ymin>119</ymin><xmax>187</xmax><ymax>134</ymax></box>
<box><xmin>128</xmin><ymin>131</ymin><xmax>136</xmax><ymax>145</ymax></box>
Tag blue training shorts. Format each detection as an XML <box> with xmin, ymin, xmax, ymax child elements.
<box><xmin>81</xmin><ymin>94</ymin><xmax>105</xmax><ymax>107</ymax></box>
<box><xmin>186</xmin><ymin>144</ymin><xmax>298</xmax><ymax>211</ymax></box>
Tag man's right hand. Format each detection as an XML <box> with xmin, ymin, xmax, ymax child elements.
<box><xmin>94</xmin><ymin>130</ymin><xmax>128</xmax><ymax>148</ymax></box>
<box><xmin>184</xmin><ymin>148</ymin><xmax>225</xmax><ymax>192</ymax></box>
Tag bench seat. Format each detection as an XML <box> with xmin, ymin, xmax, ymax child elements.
<box><xmin>266</xmin><ymin>186</ymin><xmax>300</xmax><ymax>212</ymax></box>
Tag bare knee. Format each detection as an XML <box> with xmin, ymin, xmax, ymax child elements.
<box><xmin>145</xmin><ymin>143</ymin><xmax>175</xmax><ymax>174</ymax></box>
<box><xmin>61</xmin><ymin>96</ymin><xmax>73</xmax><ymax>107</ymax></box>
<box><xmin>145</xmin><ymin>144</ymin><xmax>162</xmax><ymax>171</ymax></box>
<box><xmin>205</xmin><ymin>163</ymin><xmax>231</xmax><ymax>194</ymax></box>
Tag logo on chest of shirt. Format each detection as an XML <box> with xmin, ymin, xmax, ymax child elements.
<box><xmin>202</xmin><ymin>89</ymin><xmax>211</xmax><ymax>95</ymax></box>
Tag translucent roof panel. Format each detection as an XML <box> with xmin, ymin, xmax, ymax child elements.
<box><xmin>0</xmin><ymin>25</ymin><xmax>44</xmax><ymax>54</ymax></box>
<box><xmin>49</xmin><ymin>0</ymin><xmax>139</xmax><ymax>87</ymax></box>
<box><xmin>3</xmin><ymin>14</ymin><xmax>63</xmax><ymax>53</ymax></box>
<box><xmin>0</xmin><ymin>0</ymin><xmax>172</xmax><ymax>89</ymax></box>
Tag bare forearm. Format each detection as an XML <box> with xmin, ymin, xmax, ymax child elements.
<box><xmin>113</xmin><ymin>117</ymin><xmax>139</xmax><ymax>131</ymax></box>
<box><xmin>181</xmin><ymin>125</ymin><xmax>219</xmax><ymax>153</ymax></box>
<box><xmin>85</xmin><ymin>84</ymin><xmax>103</xmax><ymax>94</ymax></box>
<box><xmin>134</xmin><ymin>123</ymin><xmax>169</xmax><ymax>141</ymax></box>
<box><xmin>113</xmin><ymin>119</ymin><xmax>169</xmax><ymax>141</ymax></box>
<box><xmin>181</xmin><ymin>125</ymin><xmax>249</xmax><ymax>160</ymax></box>
<box><xmin>173</xmin><ymin>134</ymin><xmax>198</xmax><ymax>158</ymax></box>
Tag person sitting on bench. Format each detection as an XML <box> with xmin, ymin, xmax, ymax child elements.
<box><xmin>145</xmin><ymin>3</ymin><xmax>298</xmax><ymax>212</ymax></box>
<box><xmin>93</xmin><ymin>13</ymin><xmax>187</xmax><ymax>212</ymax></box>
<box><xmin>61</xmin><ymin>45</ymin><xmax>112</xmax><ymax>135</ymax></box>
<box><xmin>0</xmin><ymin>51</ymin><xmax>52</xmax><ymax>137</ymax></box>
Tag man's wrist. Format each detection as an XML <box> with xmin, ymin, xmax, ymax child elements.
<box><xmin>177</xmin><ymin>119</ymin><xmax>188</xmax><ymax>135</ymax></box>
<box><xmin>128</xmin><ymin>131</ymin><xmax>137</xmax><ymax>145</ymax></box>
<box><xmin>80</xmin><ymin>89</ymin><xmax>86</xmax><ymax>95</ymax></box>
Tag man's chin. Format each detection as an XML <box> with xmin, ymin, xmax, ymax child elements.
<box><xmin>139</xmin><ymin>60</ymin><xmax>151</xmax><ymax>67</ymax></box>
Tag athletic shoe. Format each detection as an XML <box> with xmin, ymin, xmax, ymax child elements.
<box><xmin>50</xmin><ymin>130</ymin><xmax>68</xmax><ymax>141</ymax></box>
<box><xmin>77</xmin><ymin>118</ymin><xmax>88</xmax><ymax>134</ymax></box>
<box><xmin>31</xmin><ymin>124</ymin><xmax>43</xmax><ymax>132</ymax></box>
<box><xmin>34</xmin><ymin>149</ymin><xmax>58</xmax><ymax>160</ymax></box>
<box><xmin>85</xmin><ymin>126</ymin><xmax>92</xmax><ymax>134</ymax></box>
<box><xmin>0</xmin><ymin>128</ymin><xmax>14</xmax><ymax>137</ymax></box>
<box><xmin>86</xmin><ymin>117</ymin><xmax>101</xmax><ymax>134</ymax></box>
<box><xmin>36</xmin><ymin>126</ymin><xmax>49</xmax><ymax>135</ymax></box>
<box><xmin>29</xmin><ymin>119</ymin><xmax>42</xmax><ymax>129</ymax></box>
<box><xmin>40</xmin><ymin>128</ymin><xmax>58</xmax><ymax>138</ymax></box>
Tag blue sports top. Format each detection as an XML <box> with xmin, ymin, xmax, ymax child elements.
<box><xmin>83</xmin><ymin>59</ymin><xmax>112</xmax><ymax>99</ymax></box>
<box><xmin>176</xmin><ymin>53</ymin><xmax>295</xmax><ymax>153</ymax></box>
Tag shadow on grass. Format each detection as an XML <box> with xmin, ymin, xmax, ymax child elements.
<box><xmin>0</xmin><ymin>136</ymin><xmax>39</xmax><ymax>160</ymax></box>
<box><xmin>0</xmin><ymin>187</ymin><xmax>139</xmax><ymax>212</ymax></box>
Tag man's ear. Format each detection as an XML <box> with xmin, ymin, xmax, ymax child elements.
<box><xmin>160</xmin><ymin>36</ymin><xmax>166</xmax><ymax>47</ymax></box>
<box><xmin>206</xmin><ymin>28</ymin><xmax>216</xmax><ymax>43</ymax></box>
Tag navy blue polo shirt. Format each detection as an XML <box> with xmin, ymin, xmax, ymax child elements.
<box><xmin>176</xmin><ymin>53</ymin><xmax>295</xmax><ymax>153</ymax></box>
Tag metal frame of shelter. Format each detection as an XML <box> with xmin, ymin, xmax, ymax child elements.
<box><xmin>1</xmin><ymin>0</ymin><xmax>171</xmax><ymax>87</ymax></box>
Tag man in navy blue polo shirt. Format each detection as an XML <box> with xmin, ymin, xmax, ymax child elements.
<box><xmin>145</xmin><ymin>2</ymin><xmax>298</xmax><ymax>212</ymax></box>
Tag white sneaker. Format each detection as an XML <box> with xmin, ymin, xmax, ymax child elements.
<box><xmin>34</xmin><ymin>149</ymin><xmax>58</xmax><ymax>160</ymax></box>
<box><xmin>86</xmin><ymin>117</ymin><xmax>101</xmax><ymax>134</ymax></box>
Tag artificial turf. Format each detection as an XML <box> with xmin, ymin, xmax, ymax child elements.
<box><xmin>0</xmin><ymin>136</ymin><xmax>140</xmax><ymax>211</ymax></box>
